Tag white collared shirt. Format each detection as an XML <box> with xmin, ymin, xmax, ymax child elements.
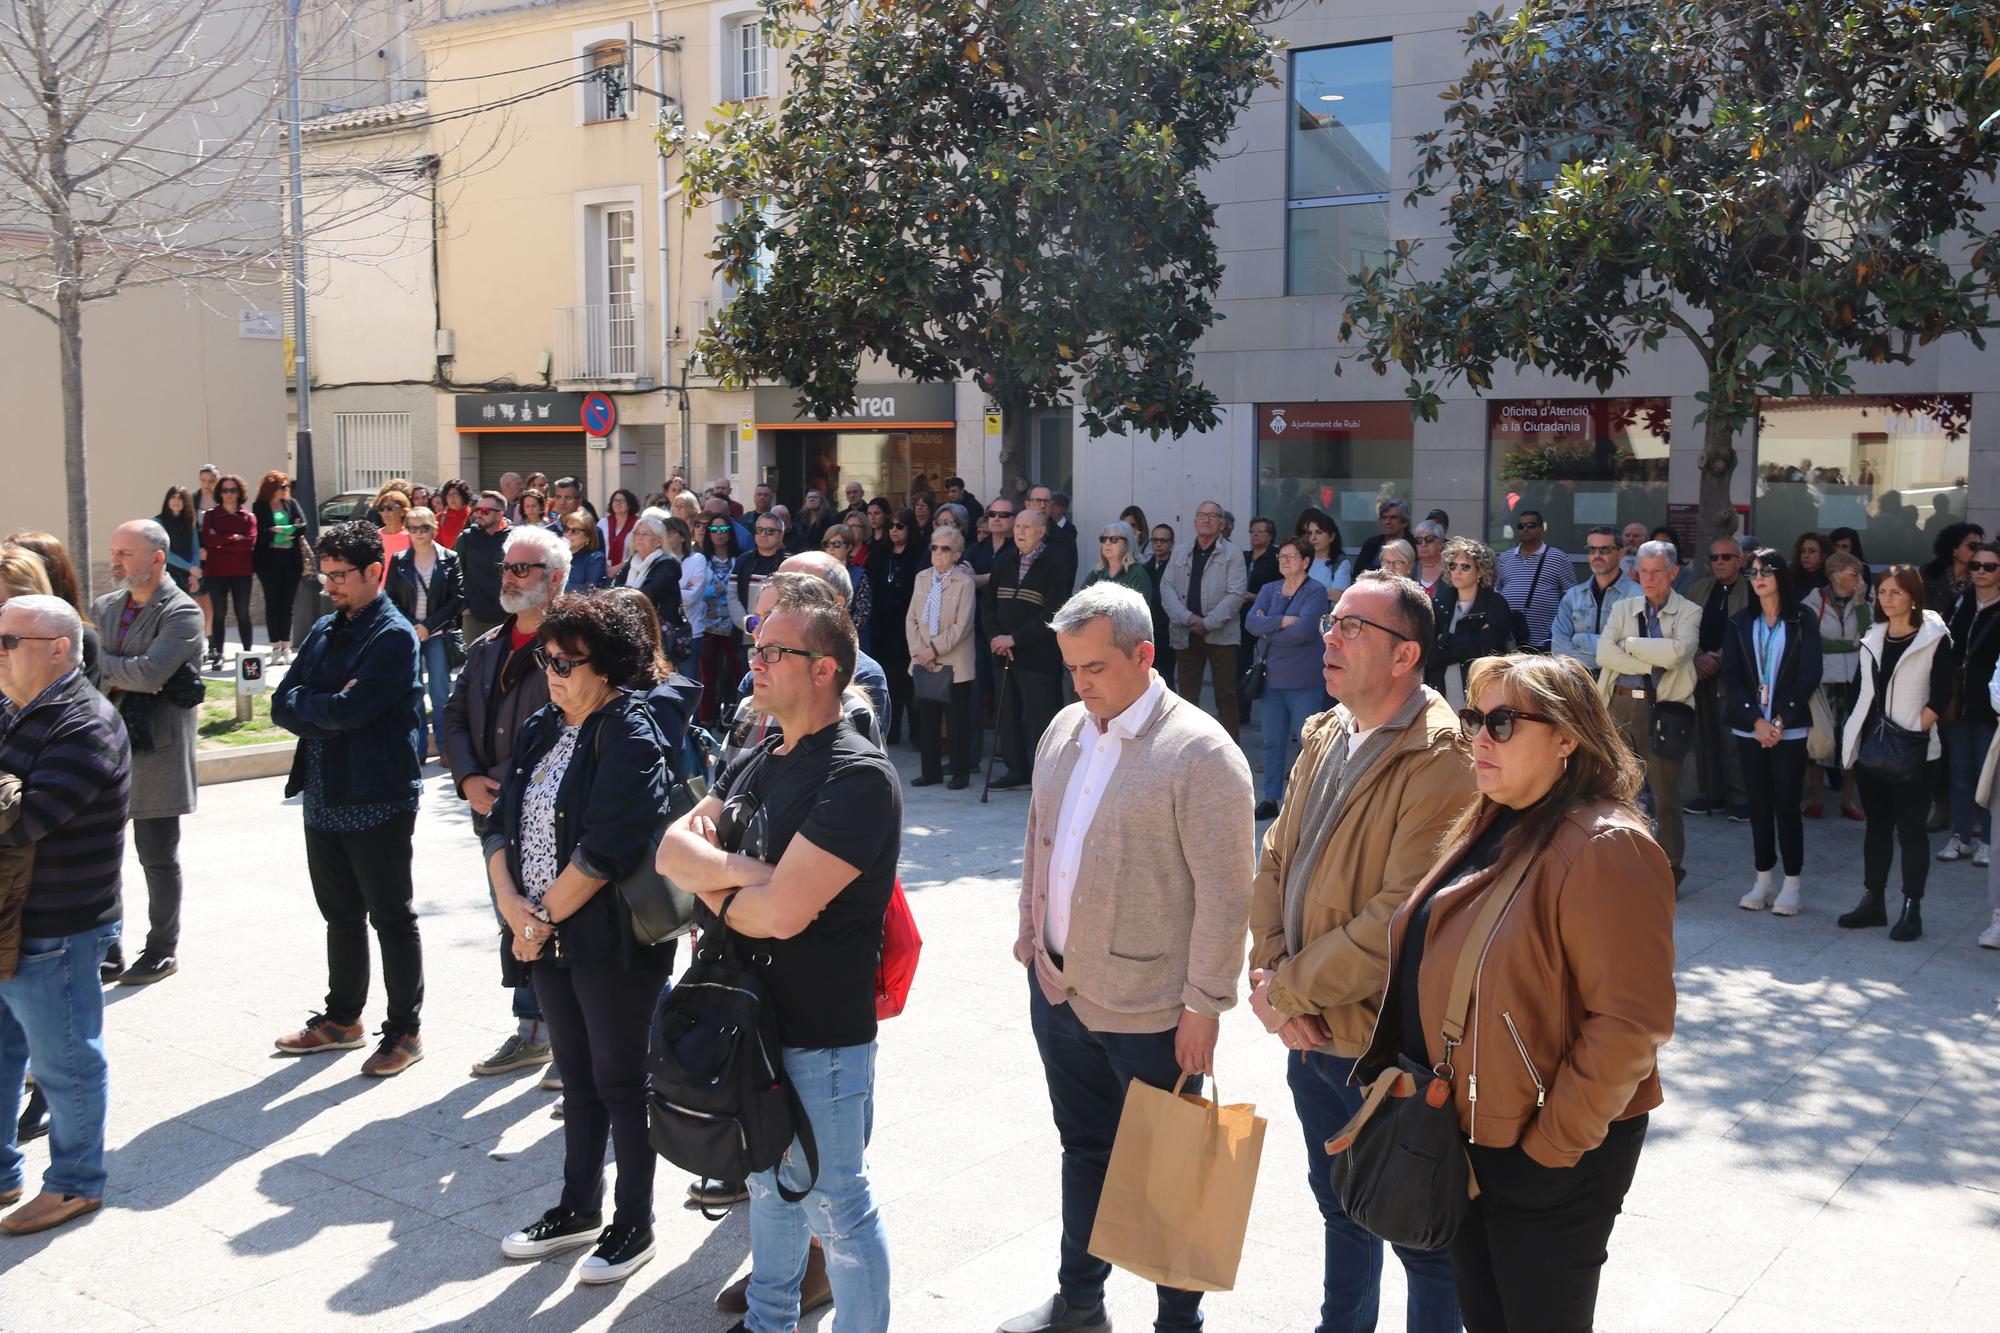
<box><xmin>1045</xmin><ymin>672</ymin><xmax>1166</xmax><ymax>955</ymax></box>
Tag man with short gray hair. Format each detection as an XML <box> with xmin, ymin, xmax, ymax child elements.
<box><xmin>1355</xmin><ymin>497</ymin><xmax>1413</xmax><ymax>574</ymax></box>
<box><xmin>90</xmin><ymin>519</ymin><xmax>205</xmax><ymax>985</ymax></box>
<box><xmin>1004</xmin><ymin>583</ymin><xmax>1253</xmax><ymax>1333</ymax></box>
<box><xmin>1597</xmin><ymin>541</ymin><xmax>1703</xmax><ymax>885</ymax></box>
<box><xmin>0</xmin><ymin>593</ymin><xmax>129</xmax><ymax>1236</ymax></box>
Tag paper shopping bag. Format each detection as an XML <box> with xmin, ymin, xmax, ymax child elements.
<box><xmin>1086</xmin><ymin>1072</ymin><xmax>1267</xmax><ymax>1292</ymax></box>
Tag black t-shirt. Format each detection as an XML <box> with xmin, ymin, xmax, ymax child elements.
<box><xmin>709</xmin><ymin>716</ymin><xmax>902</xmax><ymax>1049</ymax></box>
<box><xmin>1398</xmin><ymin>807</ymin><xmax>1520</xmax><ymax>1067</ymax></box>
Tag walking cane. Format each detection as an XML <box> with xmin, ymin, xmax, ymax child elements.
<box><xmin>982</xmin><ymin>658</ymin><xmax>1014</xmax><ymax>804</ymax></box>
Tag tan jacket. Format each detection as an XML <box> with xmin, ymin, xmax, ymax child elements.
<box><xmin>1249</xmin><ymin>689</ymin><xmax>1477</xmax><ymax>1057</ymax></box>
<box><xmin>1359</xmin><ymin>800</ymin><xmax>1677</xmax><ymax>1166</ymax></box>
<box><xmin>904</xmin><ymin>565</ymin><xmax>978</xmax><ymax>679</ymax></box>
<box><xmin>1015</xmin><ymin>684</ymin><xmax>1256</xmax><ymax>1033</ymax></box>
<box><xmin>0</xmin><ymin>773</ymin><xmax>34</xmax><ymax>981</ymax></box>
<box><xmin>1593</xmin><ymin>591</ymin><xmax>1701</xmax><ymax>705</ymax></box>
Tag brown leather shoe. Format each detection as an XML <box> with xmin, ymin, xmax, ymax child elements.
<box><xmin>715</xmin><ymin>1238</ymin><xmax>831</xmax><ymax>1315</ymax></box>
<box><xmin>361</xmin><ymin>1031</ymin><xmax>424</xmax><ymax>1078</ymax></box>
<box><xmin>0</xmin><ymin>1187</ymin><xmax>19</xmax><ymax>1208</ymax></box>
<box><xmin>274</xmin><ymin>1015</ymin><xmax>366</xmax><ymax>1056</ymax></box>
<box><xmin>1</xmin><ymin>1191</ymin><xmax>101</xmax><ymax>1236</ymax></box>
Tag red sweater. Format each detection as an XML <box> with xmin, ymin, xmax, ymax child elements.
<box><xmin>200</xmin><ymin>507</ymin><xmax>258</xmax><ymax>578</ymax></box>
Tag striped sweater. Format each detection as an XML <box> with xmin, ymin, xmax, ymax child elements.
<box><xmin>0</xmin><ymin>671</ymin><xmax>129</xmax><ymax>938</ymax></box>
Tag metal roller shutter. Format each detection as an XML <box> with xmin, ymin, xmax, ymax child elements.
<box><xmin>475</xmin><ymin>433</ymin><xmax>588</xmax><ymax>491</ymax></box>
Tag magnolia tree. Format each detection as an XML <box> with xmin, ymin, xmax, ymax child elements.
<box><xmin>676</xmin><ymin>0</ymin><xmax>1280</xmax><ymax>499</ymax></box>
<box><xmin>1339</xmin><ymin>0</ymin><xmax>2000</xmax><ymax>546</ymax></box>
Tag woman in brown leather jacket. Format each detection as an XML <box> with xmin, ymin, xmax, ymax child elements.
<box><xmin>1358</xmin><ymin>653</ymin><xmax>1677</xmax><ymax>1332</ymax></box>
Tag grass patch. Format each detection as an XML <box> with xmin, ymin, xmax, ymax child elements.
<box><xmin>198</xmin><ymin>677</ymin><xmax>289</xmax><ymax>749</ymax></box>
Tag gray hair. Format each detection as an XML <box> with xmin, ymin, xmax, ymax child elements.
<box><xmin>2</xmin><ymin>593</ymin><xmax>82</xmax><ymax>668</ymax></box>
<box><xmin>1093</xmin><ymin>519</ymin><xmax>1138</xmax><ymax>575</ymax></box>
<box><xmin>779</xmin><ymin>549</ymin><xmax>854</xmax><ymax>606</ymax></box>
<box><xmin>1379</xmin><ymin>538</ymin><xmax>1417</xmax><ymax>571</ymax></box>
<box><xmin>1051</xmin><ymin>582</ymin><xmax>1153</xmax><ymax>653</ymax></box>
<box><xmin>930</xmin><ymin>525</ymin><xmax>966</xmax><ymax>556</ymax></box>
<box><xmin>504</xmin><ymin>523</ymin><xmax>571</xmax><ymax>587</ymax></box>
<box><xmin>1707</xmin><ymin>533</ymin><xmax>1745</xmax><ymax>555</ymax></box>
<box><xmin>1379</xmin><ymin>497</ymin><xmax>1411</xmax><ymax>521</ymax></box>
<box><xmin>635</xmin><ymin>506</ymin><xmax>671</xmax><ymax>544</ymax></box>
<box><xmin>935</xmin><ymin>502</ymin><xmax>970</xmax><ymax>532</ymax></box>
<box><xmin>1637</xmin><ymin>540</ymin><xmax>1680</xmax><ymax>566</ymax></box>
<box><xmin>125</xmin><ymin>519</ymin><xmax>171</xmax><ymax>555</ymax></box>
<box><xmin>1412</xmin><ymin>519</ymin><xmax>1445</xmax><ymax>544</ymax></box>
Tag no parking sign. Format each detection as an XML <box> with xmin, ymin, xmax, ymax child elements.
<box><xmin>582</xmin><ymin>392</ymin><xmax>618</xmax><ymax>437</ymax></box>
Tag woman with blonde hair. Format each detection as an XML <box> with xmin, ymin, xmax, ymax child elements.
<box><xmin>1352</xmin><ymin>653</ymin><xmax>1675</xmax><ymax>1332</ymax></box>
<box><xmin>1426</xmin><ymin>536</ymin><xmax>1511</xmax><ymax>709</ymax></box>
<box><xmin>375</xmin><ymin>487</ymin><xmax>414</xmax><ymax>558</ymax></box>
<box><xmin>1378</xmin><ymin>538</ymin><xmax>1417</xmax><ymax>579</ymax></box>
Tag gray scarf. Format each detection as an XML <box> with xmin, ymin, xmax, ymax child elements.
<box><xmin>1282</xmin><ymin>686</ymin><xmax>1435</xmax><ymax>955</ymax></box>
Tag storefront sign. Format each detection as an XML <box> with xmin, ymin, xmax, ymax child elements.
<box><xmin>1258</xmin><ymin>402</ymin><xmax>1414</xmax><ymax>440</ymax></box>
<box><xmin>754</xmin><ymin>382</ymin><xmax>957</xmax><ymax>428</ymax></box>
<box><xmin>455</xmin><ymin>391</ymin><xmax>588</xmax><ymax>432</ymax></box>
<box><xmin>1492</xmin><ymin>401</ymin><xmax>1595</xmax><ymax>435</ymax></box>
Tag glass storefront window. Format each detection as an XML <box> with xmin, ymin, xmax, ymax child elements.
<box><xmin>1256</xmin><ymin>402</ymin><xmax>1414</xmax><ymax>543</ymax></box>
<box><xmin>1755</xmin><ymin>395</ymin><xmax>1972</xmax><ymax>568</ymax></box>
<box><xmin>1487</xmin><ymin>399</ymin><xmax>1672</xmax><ymax>556</ymax></box>
<box><xmin>1287</xmin><ymin>40</ymin><xmax>1392</xmax><ymax>297</ymax></box>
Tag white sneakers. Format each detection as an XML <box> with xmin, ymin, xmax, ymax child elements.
<box><xmin>1938</xmin><ymin>835</ymin><xmax>1969</xmax><ymax>862</ymax></box>
<box><xmin>1975</xmin><ymin>841</ymin><xmax>1992</xmax><ymax>868</ymax></box>
<box><xmin>1979</xmin><ymin>910</ymin><xmax>2000</xmax><ymax>950</ymax></box>
<box><xmin>1741</xmin><ymin>873</ymin><xmax>1801</xmax><ymax>916</ymax></box>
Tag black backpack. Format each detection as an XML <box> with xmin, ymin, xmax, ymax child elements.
<box><xmin>646</xmin><ymin>905</ymin><xmax>817</xmax><ymax>1218</ymax></box>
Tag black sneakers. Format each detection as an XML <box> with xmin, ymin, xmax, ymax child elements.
<box><xmin>687</xmin><ymin>1178</ymin><xmax>750</xmax><ymax>1208</ymax></box>
<box><xmin>118</xmin><ymin>952</ymin><xmax>178</xmax><ymax>986</ymax></box>
<box><xmin>501</xmin><ymin>1206</ymin><xmax>604</xmax><ymax>1260</ymax></box>
<box><xmin>579</xmin><ymin>1223</ymin><xmax>656</xmax><ymax>1284</ymax></box>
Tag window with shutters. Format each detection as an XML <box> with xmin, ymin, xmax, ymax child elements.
<box><xmin>732</xmin><ymin>17</ymin><xmax>768</xmax><ymax>100</ymax></box>
<box><xmin>585</xmin><ymin>41</ymin><xmax>630</xmax><ymax>123</ymax></box>
<box><xmin>333</xmin><ymin>413</ymin><xmax>412</xmax><ymax>494</ymax></box>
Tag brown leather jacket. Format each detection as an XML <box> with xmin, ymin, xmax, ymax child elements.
<box><xmin>1358</xmin><ymin>798</ymin><xmax>1676</xmax><ymax>1167</ymax></box>
<box><xmin>0</xmin><ymin>772</ymin><xmax>34</xmax><ymax>981</ymax></box>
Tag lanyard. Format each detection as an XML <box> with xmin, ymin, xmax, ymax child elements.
<box><xmin>1754</xmin><ymin>616</ymin><xmax>1782</xmax><ymax>713</ymax></box>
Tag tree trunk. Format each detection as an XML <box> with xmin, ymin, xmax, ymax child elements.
<box><xmin>57</xmin><ymin>274</ymin><xmax>91</xmax><ymax>603</ymax></box>
<box><xmin>996</xmin><ymin>395</ymin><xmax>1033</xmax><ymax>505</ymax></box>
<box><xmin>1695</xmin><ymin>406</ymin><xmax>1738</xmax><ymax>553</ymax></box>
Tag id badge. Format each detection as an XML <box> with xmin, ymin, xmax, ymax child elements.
<box><xmin>1759</xmin><ymin>682</ymin><xmax>1770</xmax><ymax>709</ymax></box>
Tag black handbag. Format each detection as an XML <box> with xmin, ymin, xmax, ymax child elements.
<box><xmin>1241</xmin><ymin>583</ymin><xmax>1310</xmax><ymax>701</ymax></box>
<box><xmin>1854</xmin><ymin>652</ymin><xmax>1929</xmax><ymax>783</ymax></box>
<box><xmin>1327</xmin><ymin>856</ymin><xmax>1531</xmax><ymax>1251</ymax></box>
<box><xmin>1648</xmin><ymin>698</ymin><xmax>1698</xmax><ymax>761</ymax></box>
<box><xmin>593</xmin><ymin>715</ymin><xmax>704</xmax><ymax>946</ymax></box>
<box><xmin>442</xmin><ymin>627</ymin><xmax>468</xmax><ymax>670</ymax></box>
<box><xmin>912</xmin><ymin>663</ymin><xmax>954</xmax><ymax>704</ymax></box>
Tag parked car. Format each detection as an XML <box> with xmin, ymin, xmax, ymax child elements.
<box><xmin>318</xmin><ymin>491</ymin><xmax>372</xmax><ymax>525</ymax></box>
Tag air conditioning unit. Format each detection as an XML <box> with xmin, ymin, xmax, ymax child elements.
<box><xmin>434</xmin><ymin>328</ymin><xmax>455</xmax><ymax>358</ymax></box>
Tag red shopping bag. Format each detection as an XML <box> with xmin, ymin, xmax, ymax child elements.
<box><xmin>875</xmin><ymin>877</ymin><xmax>921</xmax><ymax>1020</ymax></box>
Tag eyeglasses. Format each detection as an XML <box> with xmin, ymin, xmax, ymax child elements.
<box><xmin>755</xmin><ymin>526</ymin><xmax>784</xmax><ymax>537</ymax></box>
<box><xmin>473</xmin><ymin>506</ymin><xmax>502</xmax><ymax>515</ymax></box>
<box><xmin>317</xmin><ymin>566</ymin><xmax>365</xmax><ymax>584</ymax></box>
<box><xmin>533</xmin><ymin>647</ymin><xmax>592</xmax><ymax>678</ymax></box>
<box><xmin>497</xmin><ymin>561</ymin><xmax>547</xmax><ymax>577</ymax></box>
<box><xmin>1516</xmin><ymin>521</ymin><xmax>1543</xmax><ymax>530</ymax></box>
<box><xmin>0</xmin><ymin>634</ymin><xmax>59</xmax><ymax>651</ymax></box>
<box><xmin>931</xmin><ymin>543</ymin><xmax>958</xmax><ymax>553</ymax></box>
<box><xmin>749</xmin><ymin>642</ymin><xmax>828</xmax><ymax>666</ymax></box>
<box><xmin>219</xmin><ymin>487</ymin><xmax>243</xmax><ymax>496</ymax></box>
<box><xmin>1585</xmin><ymin>545</ymin><xmax>1620</xmax><ymax>555</ymax></box>
<box><xmin>408</xmin><ymin>525</ymin><xmax>435</xmax><ymax>534</ymax></box>
<box><xmin>1457</xmin><ymin>705</ymin><xmax>1559</xmax><ymax>743</ymax></box>
<box><xmin>565</xmin><ymin>524</ymin><xmax>590</xmax><ymax>533</ymax></box>
<box><xmin>1196</xmin><ymin>509</ymin><xmax>1224</xmax><ymax>520</ymax></box>
<box><xmin>1319</xmin><ymin>613</ymin><xmax>1413</xmax><ymax>643</ymax></box>
<box><xmin>381</xmin><ymin>502</ymin><xmax>406</xmax><ymax>512</ymax></box>
<box><xmin>889</xmin><ymin>522</ymin><xmax>908</xmax><ymax>530</ymax></box>
<box><xmin>987</xmin><ymin>510</ymin><xmax>1014</xmax><ymax>520</ymax></box>
<box><xmin>1711</xmin><ymin>552</ymin><xmax>1740</xmax><ymax>562</ymax></box>
<box><xmin>1748</xmin><ymin>564</ymin><xmax>1781</xmax><ymax>578</ymax></box>
<box><xmin>1446</xmin><ymin>560</ymin><xmax>1478</xmax><ymax>573</ymax></box>
<box><xmin>1416</xmin><ymin>535</ymin><xmax>1442</xmax><ymax>545</ymax></box>
<box><xmin>824</xmin><ymin>538</ymin><xmax>850</xmax><ymax>549</ymax></box>
<box><xmin>1099</xmin><ymin>535</ymin><xmax>1126</xmax><ymax>544</ymax></box>
<box><xmin>1970</xmin><ymin>561</ymin><xmax>2000</xmax><ymax>574</ymax></box>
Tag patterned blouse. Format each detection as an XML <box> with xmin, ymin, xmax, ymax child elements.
<box><xmin>518</xmin><ymin>721</ymin><xmax>583</xmax><ymax>903</ymax></box>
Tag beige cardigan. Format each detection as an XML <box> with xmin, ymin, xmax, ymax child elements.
<box><xmin>904</xmin><ymin>565</ymin><xmax>978</xmax><ymax>679</ymax></box>
<box><xmin>1012</xmin><ymin>683</ymin><xmax>1256</xmax><ymax>1033</ymax></box>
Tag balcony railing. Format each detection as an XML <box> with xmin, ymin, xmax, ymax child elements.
<box><xmin>555</xmin><ymin>302</ymin><xmax>649</xmax><ymax>381</ymax></box>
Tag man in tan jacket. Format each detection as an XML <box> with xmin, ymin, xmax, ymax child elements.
<box><xmin>1004</xmin><ymin>583</ymin><xmax>1254</xmax><ymax>1333</ymax></box>
<box><xmin>1247</xmin><ymin>571</ymin><xmax>1476</xmax><ymax>1333</ymax></box>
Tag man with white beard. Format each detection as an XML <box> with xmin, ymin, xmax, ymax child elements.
<box><xmin>441</xmin><ymin>525</ymin><xmax>572</xmax><ymax>1085</ymax></box>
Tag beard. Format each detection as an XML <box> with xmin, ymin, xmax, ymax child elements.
<box><xmin>499</xmin><ymin>583</ymin><xmax>551</xmax><ymax>616</ymax></box>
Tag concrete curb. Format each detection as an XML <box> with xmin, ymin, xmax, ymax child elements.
<box><xmin>196</xmin><ymin>739</ymin><xmax>295</xmax><ymax>785</ymax></box>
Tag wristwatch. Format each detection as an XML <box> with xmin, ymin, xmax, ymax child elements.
<box><xmin>524</xmin><ymin>904</ymin><xmax>553</xmax><ymax>942</ymax></box>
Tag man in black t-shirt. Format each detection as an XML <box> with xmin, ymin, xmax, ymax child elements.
<box><xmin>657</xmin><ymin>573</ymin><xmax>899</xmax><ymax>1333</ymax></box>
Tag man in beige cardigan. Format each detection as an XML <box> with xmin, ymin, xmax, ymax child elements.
<box><xmin>1002</xmin><ymin>583</ymin><xmax>1254</xmax><ymax>1333</ymax></box>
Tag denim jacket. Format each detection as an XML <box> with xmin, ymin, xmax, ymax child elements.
<box><xmin>1552</xmin><ymin>574</ymin><xmax>1641</xmax><ymax>672</ymax></box>
<box><xmin>272</xmin><ymin>593</ymin><xmax>423</xmax><ymax>806</ymax></box>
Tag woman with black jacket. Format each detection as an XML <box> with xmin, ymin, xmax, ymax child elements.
<box><xmin>485</xmin><ymin>592</ymin><xmax>673</xmax><ymax>1287</ymax></box>
<box><xmin>252</xmin><ymin>470</ymin><xmax>309</xmax><ymax>663</ymax></box>
<box><xmin>385</xmin><ymin>508</ymin><xmax>466</xmax><ymax>762</ymax></box>
<box><xmin>1724</xmin><ymin>550</ymin><xmax>1823</xmax><ymax>916</ymax></box>
<box><xmin>1426</xmin><ymin>536</ymin><xmax>1514</xmax><ymax>708</ymax></box>
<box><xmin>866</xmin><ymin>506</ymin><xmax>925</xmax><ymax>743</ymax></box>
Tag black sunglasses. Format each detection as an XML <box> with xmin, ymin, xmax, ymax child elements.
<box><xmin>1458</xmin><ymin>706</ymin><xmax>1558</xmax><ymax>743</ymax></box>
<box><xmin>0</xmin><ymin>633</ymin><xmax>60</xmax><ymax>651</ymax></box>
<box><xmin>532</xmin><ymin>646</ymin><xmax>592</xmax><ymax>678</ymax></box>
<box><xmin>1970</xmin><ymin>561</ymin><xmax>2000</xmax><ymax>574</ymax></box>
<box><xmin>497</xmin><ymin>561</ymin><xmax>547</xmax><ymax>576</ymax></box>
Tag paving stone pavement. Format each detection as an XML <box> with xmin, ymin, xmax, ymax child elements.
<box><xmin>3</xmin><ymin>722</ymin><xmax>1998</xmax><ymax>1331</ymax></box>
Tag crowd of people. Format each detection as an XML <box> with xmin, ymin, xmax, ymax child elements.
<box><xmin>2</xmin><ymin>459</ymin><xmax>1997</xmax><ymax>1333</ymax></box>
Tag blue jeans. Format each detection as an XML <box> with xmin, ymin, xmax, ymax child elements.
<box><xmin>1948</xmin><ymin>717</ymin><xmax>1995</xmax><ymax>842</ymax></box>
<box><xmin>417</xmin><ymin>633</ymin><xmax>451</xmax><ymax>759</ymax></box>
<box><xmin>1028</xmin><ymin>969</ymin><xmax>1205</xmax><ymax>1330</ymax></box>
<box><xmin>747</xmin><ymin>1042</ymin><xmax>891</xmax><ymax>1333</ymax></box>
<box><xmin>0</xmin><ymin>922</ymin><xmax>119</xmax><ymax>1200</ymax></box>
<box><xmin>1262</xmin><ymin>686</ymin><xmax>1328</xmax><ymax>804</ymax></box>
<box><xmin>1288</xmin><ymin>1051</ymin><xmax>1462</xmax><ymax>1333</ymax></box>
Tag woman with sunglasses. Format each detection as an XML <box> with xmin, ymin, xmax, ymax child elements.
<box><xmin>488</xmin><ymin>591</ymin><xmax>674</xmax><ymax>1286</ymax></box>
<box><xmin>1353</xmin><ymin>653</ymin><xmax>1674</xmax><ymax>1333</ymax></box>
<box><xmin>1082</xmin><ymin>519</ymin><xmax>1153</xmax><ymax>601</ymax></box>
<box><xmin>376</xmin><ymin>488</ymin><xmax>414</xmax><ymax>559</ymax></box>
<box><xmin>867</xmin><ymin>507</ymin><xmax>924</xmax><ymax>744</ymax></box>
<box><xmin>1411</xmin><ymin>520</ymin><xmax>1448</xmax><ymax>592</ymax></box>
<box><xmin>564</xmin><ymin>514</ymin><xmax>610</xmax><ymax>592</ymax></box>
<box><xmin>386</xmin><ymin>507</ymin><xmax>466</xmax><ymax>760</ymax></box>
<box><xmin>1427</xmin><ymin>537</ymin><xmax>1512</xmax><ymax>710</ymax></box>
<box><xmin>905</xmin><ymin>524</ymin><xmax>978</xmax><ymax>787</ymax></box>
<box><xmin>197</xmin><ymin>472</ymin><xmax>257</xmax><ymax>669</ymax></box>
<box><xmin>1838</xmin><ymin>565</ymin><xmax>1955</xmax><ymax>940</ymax></box>
<box><xmin>1942</xmin><ymin>543</ymin><xmax>2000</xmax><ymax>868</ymax></box>
<box><xmin>697</xmin><ymin>515</ymin><xmax>741</xmax><ymax>723</ymax></box>
<box><xmin>1723</xmin><ymin>550</ymin><xmax>1822</xmax><ymax>915</ymax></box>
<box><xmin>660</xmin><ymin>515</ymin><xmax>706</xmax><ymax>668</ymax></box>
<box><xmin>822</xmin><ymin>522</ymin><xmax>873</xmax><ymax>650</ymax></box>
